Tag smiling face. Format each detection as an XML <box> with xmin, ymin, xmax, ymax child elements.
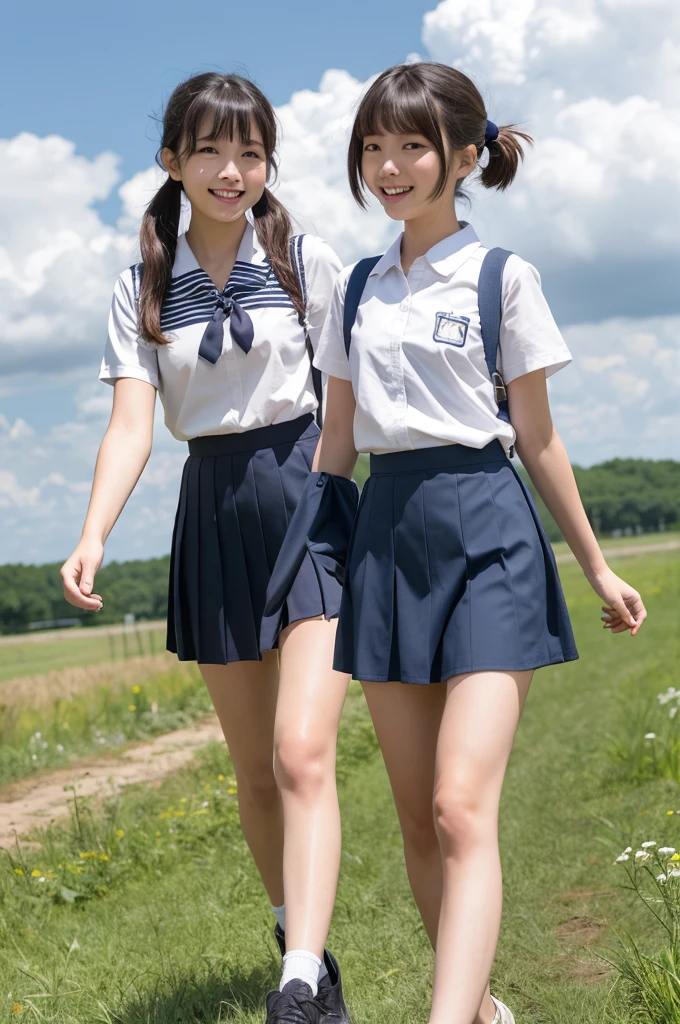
<box><xmin>162</xmin><ymin>116</ymin><xmax>268</xmax><ymax>224</ymax></box>
<box><xmin>361</xmin><ymin>130</ymin><xmax>477</xmax><ymax>223</ymax></box>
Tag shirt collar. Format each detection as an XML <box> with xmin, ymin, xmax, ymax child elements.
<box><xmin>369</xmin><ymin>222</ymin><xmax>481</xmax><ymax>280</ymax></box>
<box><xmin>172</xmin><ymin>220</ymin><xmax>266</xmax><ymax>279</ymax></box>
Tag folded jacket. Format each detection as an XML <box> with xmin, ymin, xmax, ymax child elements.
<box><xmin>259</xmin><ymin>471</ymin><xmax>359</xmax><ymax>650</ymax></box>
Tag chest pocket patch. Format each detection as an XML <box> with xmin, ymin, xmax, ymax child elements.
<box><xmin>433</xmin><ymin>312</ymin><xmax>470</xmax><ymax>347</ymax></box>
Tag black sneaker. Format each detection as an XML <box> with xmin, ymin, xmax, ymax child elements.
<box><xmin>317</xmin><ymin>950</ymin><xmax>352</xmax><ymax>1023</ymax></box>
<box><xmin>265</xmin><ymin>980</ymin><xmax>326</xmax><ymax>1024</ymax></box>
<box><xmin>270</xmin><ymin>931</ymin><xmax>352</xmax><ymax>1023</ymax></box>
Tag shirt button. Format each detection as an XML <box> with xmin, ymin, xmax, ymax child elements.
<box><xmin>399</xmin><ymin>303</ymin><xmax>408</xmax><ymax>312</ymax></box>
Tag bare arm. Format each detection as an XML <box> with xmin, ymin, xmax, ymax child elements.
<box><xmin>60</xmin><ymin>378</ymin><xmax>157</xmax><ymax>610</ymax></box>
<box><xmin>508</xmin><ymin>369</ymin><xmax>647</xmax><ymax>635</ymax></box>
<box><xmin>312</xmin><ymin>376</ymin><xmax>359</xmax><ymax>479</ymax></box>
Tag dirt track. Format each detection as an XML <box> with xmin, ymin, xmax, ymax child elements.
<box><xmin>0</xmin><ymin>718</ymin><xmax>223</xmax><ymax>849</ymax></box>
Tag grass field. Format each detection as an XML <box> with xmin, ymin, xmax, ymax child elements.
<box><xmin>0</xmin><ymin>626</ymin><xmax>167</xmax><ymax>683</ymax></box>
<box><xmin>0</xmin><ymin>549</ymin><xmax>678</xmax><ymax>1023</ymax></box>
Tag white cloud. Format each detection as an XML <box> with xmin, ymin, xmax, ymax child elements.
<box><xmin>0</xmin><ymin>0</ymin><xmax>679</xmax><ymax>561</ymax></box>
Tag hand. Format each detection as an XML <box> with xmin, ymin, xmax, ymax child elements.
<box><xmin>60</xmin><ymin>540</ymin><xmax>105</xmax><ymax>611</ymax></box>
<box><xmin>588</xmin><ymin>566</ymin><xmax>647</xmax><ymax>636</ymax></box>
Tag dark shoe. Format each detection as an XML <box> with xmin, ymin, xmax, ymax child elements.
<box><xmin>274</xmin><ymin>922</ymin><xmax>286</xmax><ymax>957</ymax></box>
<box><xmin>265</xmin><ymin>980</ymin><xmax>326</xmax><ymax>1024</ymax></box>
<box><xmin>317</xmin><ymin>950</ymin><xmax>352</xmax><ymax>1023</ymax></box>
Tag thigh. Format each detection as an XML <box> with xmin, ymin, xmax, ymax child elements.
<box><xmin>362</xmin><ymin>680</ymin><xmax>447</xmax><ymax>825</ymax></box>
<box><xmin>275</xmin><ymin>617</ymin><xmax>350</xmax><ymax>753</ymax></box>
<box><xmin>200</xmin><ymin>652</ymin><xmax>279</xmax><ymax>778</ymax></box>
<box><xmin>435</xmin><ymin>670</ymin><xmax>533</xmax><ymax>800</ymax></box>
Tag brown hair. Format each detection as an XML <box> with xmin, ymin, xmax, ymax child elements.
<box><xmin>348</xmin><ymin>62</ymin><xmax>533</xmax><ymax>208</ymax></box>
<box><xmin>139</xmin><ymin>72</ymin><xmax>303</xmax><ymax>345</ymax></box>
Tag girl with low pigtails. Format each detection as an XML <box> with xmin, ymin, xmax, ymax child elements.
<box><xmin>61</xmin><ymin>71</ymin><xmax>354</xmax><ymax>1024</ymax></box>
<box><xmin>266</xmin><ymin>61</ymin><xmax>647</xmax><ymax>1023</ymax></box>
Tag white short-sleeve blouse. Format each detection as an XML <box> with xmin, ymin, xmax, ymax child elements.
<box><xmin>100</xmin><ymin>224</ymin><xmax>342</xmax><ymax>441</ymax></box>
<box><xmin>314</xmin><ymin>223</ymin><xmax>572</xmax><ymax>455</ymax></box>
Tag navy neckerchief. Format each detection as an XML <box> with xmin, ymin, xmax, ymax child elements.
<box><xmin>198</xmin><ymin>286</ymin><xmax>255</xmax><ymax>363</ymax></box>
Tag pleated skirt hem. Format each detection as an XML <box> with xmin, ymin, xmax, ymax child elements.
<box><xmin>334</xmin><ymin>440</ymin><xmax>578</xmax><ymax>685</ymax></box>
<box><xmin>166</xmin><ymin>416</ymin><xmax>340</xmax><ymax>665</ymax></box>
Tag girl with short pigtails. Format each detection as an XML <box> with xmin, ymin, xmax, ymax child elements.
<box><xmin>267</xmin><ymin>60</ymin><xmax>647</xmax><ymax>1024</ymax></box>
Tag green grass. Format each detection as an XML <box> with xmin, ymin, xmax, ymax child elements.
<box><xmin>0</xmin><ymin>551</ymin><xmax>678</xmax><ymax>1023</ymax></box>
<box><xmin>0</xmin><ymin>627</ymin><xmax>167</xmax><ymax>683</ymax></box>
<box><xmin>0</xmin><ymin>663</ymin><xmax>211</xmax><ymax>788</ymax></box>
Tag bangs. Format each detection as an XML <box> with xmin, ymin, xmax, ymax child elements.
<box><xmin>355</xmin><ymin>72</ymin><xmax>443</xmax><ymax>150</ymax></box>
<box><xmin>178</xmin><ymin>86</ymin><xmax>275</xmax><ymax>160</ymax></box>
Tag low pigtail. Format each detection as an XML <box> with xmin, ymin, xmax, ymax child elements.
<box><xmin>138</xmin><ymin>176</ymin><xmax>183</xmax><ymax>345</ymax></box>
<box><xmin>253</xmin><ymin>188</ymin><xmax>306</xmax><ymax>322</ymax></box>
<box><xmin>480</xmin><ymin>125</ymin><xmax>533</xmax><ymax>192</ymax></box>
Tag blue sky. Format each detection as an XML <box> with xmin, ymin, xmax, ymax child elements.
<box><xmin>1</xmin><ymin>0</ymin><xmax>679</xmax><ymax>566</ymax></box>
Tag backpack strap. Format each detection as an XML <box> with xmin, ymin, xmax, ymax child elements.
<box><xmin>290</xmin><ymin>234</ymin><xmax>324</xmax><ymax>428</ymax></box>
<box><xmin>342</xmin><ymin>255</ymin><xmax>382</xmax><ymax>356</ymax></box>
<box><xmin>478</xmin><ymin>247</ymin><xmax>513</xmax><ymax>433</ymax></box>
<box><xmin>131</xmin><ymin>262</ymin><xmax>144</xmax><ymax>306</ymax></box>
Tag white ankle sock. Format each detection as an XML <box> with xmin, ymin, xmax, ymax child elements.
<box><xmin>272</xmin><ymin>904</ymin><xmax>286</xmax><ymax>931</ymax></box>
<box><xmin>280</xmin><ymin>950</ymin><xmax>322</xmax><ymax>996</ymax></box>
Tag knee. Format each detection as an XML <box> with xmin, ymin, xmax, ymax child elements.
<box><xmin>274</xmin><ymin>733</ymin><xmax>331</xmax><ymax>798</ymax></box>
<box><xmin>237</xmin><ymin>763</ymin><xmax>280</xmax><ymax>808</ymax></box>
<box><xmin>433</xmin><ymin>778</ymin><xmax>489</xmax><ymax>856</ymax></box>
<box><xmin>398</xmin><ymin>802</ymin><xmax>439</xmax><ymax>860</ymax></box>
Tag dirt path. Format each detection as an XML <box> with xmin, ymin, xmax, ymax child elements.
<box><xmin>554</xmin><ymin>539</ymin><xmax>680</xmax><ymax>564</ymax></box>
<box><xmin>0</xmin><ymin>717</ymin><xmax>223</xmax><ymax>849</ymax></box>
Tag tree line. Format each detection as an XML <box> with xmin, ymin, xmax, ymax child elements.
<box><xmin>0</xmin><ymin>457</ymin><xmax>677</xmax><ymax>634</ymax></box>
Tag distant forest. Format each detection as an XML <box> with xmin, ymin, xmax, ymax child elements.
<box><xmin>1</xmin><ymin>457</ymin><xmax>678</xmax><ymax>634</ymax></box>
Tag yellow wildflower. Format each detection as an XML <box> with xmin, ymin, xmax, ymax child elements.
<box><xmin>179</xmin><ymin>797</ymin><xmax>188</xmax><ymax>803</ymax></box>
<box><xmin>31</xmin><ymin>869</ymin><xmax>41</xmax><ymax>877</ymax></box>
<box><xmin>115</xmin><ymin>829</ymin><xmax>125</xmax><ymax>838</ymax></box>
<box><xmin>217</xmin><ymin>774</ymin><xmax>225</xmax><ymax>781</ymax></box>
<box><xmin>228</xmin><ymin>788</ymin><xmax>237</xmax><ymax>795</ymax></box>
<box><xmin>13</xmin><ymin>868</ymin><xmax>23</xmax><ymax>876</ymax></box>
<box><xmin>128</xmin><ymin>705</ymin><xmax>136</xmax><ymax>712</ymax></box>
<box><xmin>175</xmin><ymin>810</ymin><xmax>186</xmax><ymax>817</ymax></box>
<box><xmin>12</xmin><ymin>1005</ymin><xmax>23</xmax><ymax>1013</ymax></box>
<box><xmin>159</xmin><ymin>812</ymin><xmax>171</xmax><ymax>819</ymax></box>
<box><xmin>132</xmin><ymin>685</ymin><xmax>141</xmax><ymax>695</ymax></box>
<box><xmin>98</xmin><ymin>854</ymin><xmax>109</xmax><ymax>862</ymax></box>
<box><xmin>668</xmin><ymin>810</ymin><xmax>675</xmax><ymax>815</ymax></box>
<box><xmin>155</xmin><ymin>831</ymin><xmax>161</xmax><ymax>837</ymax></box>
<box><xmin>672</xmin><ymin>853</ymin><xmax>680</xmax><ymax>862</ymax></box>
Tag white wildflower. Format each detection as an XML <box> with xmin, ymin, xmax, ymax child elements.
<box><xmin>34</xmin><ymin>731</ymin><xmax>41</xmax><ymax>740</ymax></box>
<box><xmin>668</xmin><ymin>869</ymin><xmax>680</xmax><ymax>878</ymax></box>
<box><xmin>201</xmin><ymin>801</ymin><xmax>209</xmax><ymax>808</ymax></box>
<box><xmin>56</xmin><ymin>744</ymin><xmax>64</xmax><ymax>753</ymax></box>
<box><xmin>616</xmin><ymin>853</ymin><xmax>630</xmax><ymax>862</ymax></box>
<box><xmin>636</xmin><ymin>851</ymin><xmax>651</xmax><ymax>861</ymax></box>
<box><xmin>658</xmin><ymin>688</ymin><xmax>680</xmax><ymax>705</ymax></box>
<box><xmin>645</xmin><ymin>733</ymin><xmax>656</xmax><ymax>740</ymax></box>
<box><xmin>641</xmin><ymin>841</ymin><xmax>657</xmax><ymax>848</ymax></box>
<box><xmin>659</xmin><ymin>847</ymin><xmax>676</xmax><ymax>856</ymax></box>
<box><xmin>31</xmin><ymin>754</ymin><xmax>37</xmax><ymax>761</ymax></box>
<box><xmin>671</xmin><ymin>707</ymin><xmax>678</xmax><ymax>719</ymax></box>
<box><xmin>657</xmin><ymin>873</ymin><xmax>668</xmax><ymax>882</ymax></box>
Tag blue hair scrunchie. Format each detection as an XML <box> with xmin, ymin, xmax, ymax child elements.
<box><xmin>485</xmin><ymin>120</ymin><xmax>499</xmax><ymax>147</ymax></box>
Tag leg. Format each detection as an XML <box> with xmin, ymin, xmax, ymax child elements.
<box><xmin>200</xmin><ymin>652</ymin><xmax>283</xmax><ymax>905</ymax></box>
<box><xmin>274</xmin><ymin>617</ymin><xmax>350</xmax><ymax>958</ymax></box>
<box><xmin>361</xmin><ymin>680</ymin><xmax>445</xmax><ymax>946</ymax></box>
<box><xmin>429</xmin><ymin>670</ymin><xmax>533</xmax><ymax>1024</ymax></box>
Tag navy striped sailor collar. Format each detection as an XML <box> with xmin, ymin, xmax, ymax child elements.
<box><xmin>171</xmin><ymin>221</ymin><xmax>267</xmax><ymax>279</ymax></box>
<box><xmin>369</xmin><ymin>222</ymin><xmax>481</xmax><ymax>280</ymax></box>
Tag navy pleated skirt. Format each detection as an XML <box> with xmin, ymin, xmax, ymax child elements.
<box><xmin>167</xmin><ymin>414</ymin><xmax>340</xmax><ymax>664</ymax></box>
<box><xmin>335</xmin><ymin>440</ymin><xmax>578</xmax><ymax>684</ymax></box>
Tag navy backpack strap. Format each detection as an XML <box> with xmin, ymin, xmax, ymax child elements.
<box><xmin>131</xmin><ymin>262</ymin><xmax>144</xmax><ymax>306</ymax></box>
<box><xmin>342</xmin><ymin>255</ymin><xmax>382</xmax><ymax>356</ymax></box>
<box><xmin>290</xmin><ymin>234</ymin><xmax>324</xmax><ymax>428</ymax></box>
<box><xmin>478</xmin><ymin>247</ymin><xmax>513</xmax><ymax>432</ymax></box>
